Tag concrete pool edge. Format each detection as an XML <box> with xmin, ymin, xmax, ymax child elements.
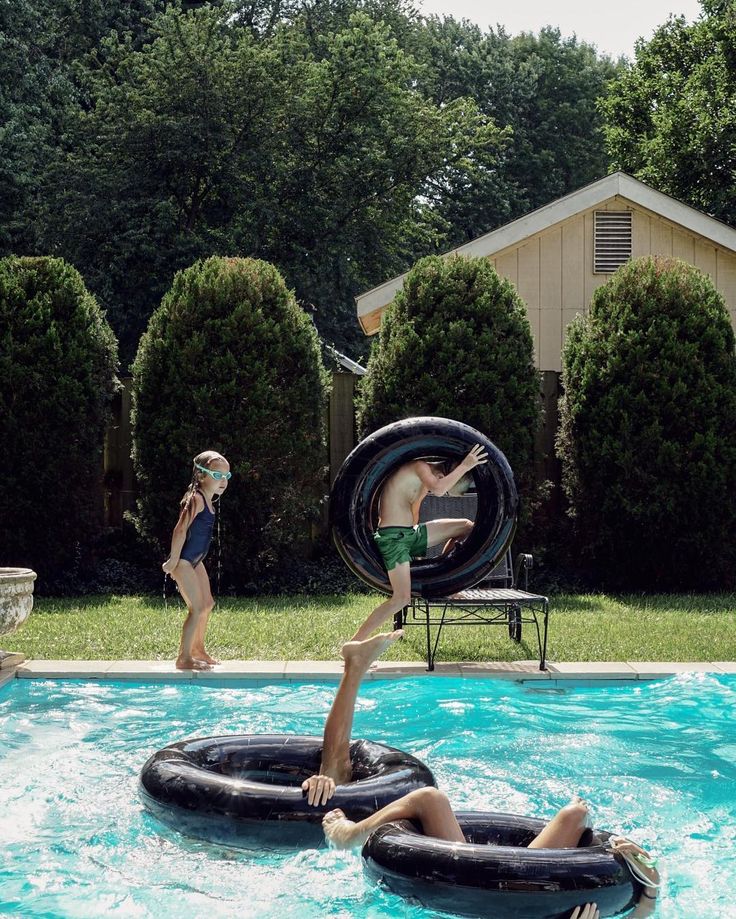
<box><xmin>5</xmin><ymin>658</ymin><xmax>736</xmax><ymax>684</ymax></box>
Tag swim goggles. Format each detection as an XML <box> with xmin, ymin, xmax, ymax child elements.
<box><xmin>195</xmin><ymin>462</ymin><xmax>232</xmax><ymax>481</ymax></box>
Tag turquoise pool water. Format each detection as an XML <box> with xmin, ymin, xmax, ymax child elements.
<box><xmin>1</xmin><ymin>674</ymin><xmax>734</xmax><ymax>918</ymax></box>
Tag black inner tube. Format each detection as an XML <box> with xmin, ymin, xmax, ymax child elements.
<box><xmin>330</xmin><ymin>417</ymin><xmax>518</xmax><ymax>598</ymax></box>
<box><xmin>139</xmin><ymin>734</ymin><xmax>436</xmax><ymax>833</ymax></box>
<box><xmin>362</xmin><ymin>812</ymin><xmax>642</xmax><ymax>919</ymax></box>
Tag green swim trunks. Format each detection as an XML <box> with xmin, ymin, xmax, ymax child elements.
<box><xmin>374</xmin><ymin>524</ymin><xmax>428</xmax><ymax>571</ymax></box>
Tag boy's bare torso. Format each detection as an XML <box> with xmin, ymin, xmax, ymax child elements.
<box><xmin>377</xmin><ymin>462</ymin><xmax>430</xmax><ymax>528</ymax></box>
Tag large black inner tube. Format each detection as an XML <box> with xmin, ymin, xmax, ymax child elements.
<box><xmin>362</xmin><ymin>812</ymin><xmax>643</xmax><ymax>919</ymax></box>
<box><xmin>330</xmin><ymin>417</ymin><xmax>518</xmax><ymax>598</ymax></box>
<box><xmin>139</xmin><ymin>734</ymin><xmax>436</xmax><ymax>848</ymax></box>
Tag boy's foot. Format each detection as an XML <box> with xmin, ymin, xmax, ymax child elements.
<box><xmin>193</xmin><ymin>650</ymin><xmax>220</xmax><ymax>665</ymax></box>
<box><xmin>175</xmin><ymin>656</ymin><xmax>213</xmax><ymax>671</ymax></box>
<box><xmin>323</xmin><ymin>808</ymin><xmax>366</xmax><ymax>849</ymax></box>
<box><xmin>341</xmin><ymin>630</ymin><xmax>404</xmax><ymax>674</ymax></box>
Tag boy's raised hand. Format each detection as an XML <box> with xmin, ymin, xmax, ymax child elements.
<box><xmin>460</xmin><ymin>444</ymin><xmax>488</xmax><ymax>470</ymax></box>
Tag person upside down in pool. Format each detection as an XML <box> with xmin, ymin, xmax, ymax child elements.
<box><xmin>301</xmin><ymin>636</ymin><xmax>660</xmax><ymax>919</ymax></box>
<box><xmin>350</xmin><ymin>444</ymin><xmax>488</xmax><ymax>642</ymax></box>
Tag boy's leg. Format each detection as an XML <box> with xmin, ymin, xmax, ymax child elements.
<box><xmin>527</xmin><ymin>796</ymin><xmax>590</xmax><ymax>849</ymax></box>
<box><xmin>424</xmin><ymin>518</ymin><xmax>473</xmax><ymax>552</ymax></box>
<box><xmin>302</xmin><ymin>630</ymin><xmax>404</xmax><ymax>805</ymax></box>
<box><xmin>192</xmin><ymin>563</ymin><xmax>218</xmax><ymax>664</ymax></box>
<box><xmin>323</xmin><ymin>786</ymin><xmax>465</xmax><ymax>848</ymax></box>
<box><xmin>350</xmin><ymin>562</ymin><xmax>412</xmax><ymax>641</ymax></box>
<box><xmin>172</xmin><ymin>563</ymin><xmax>212</xmax><ymax>671</ymax></box>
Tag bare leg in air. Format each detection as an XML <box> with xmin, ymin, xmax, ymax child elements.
<box><xmin>301</xmin><ymin>630</ymin><xmax>404</xmax><ymax>806</ymax></box>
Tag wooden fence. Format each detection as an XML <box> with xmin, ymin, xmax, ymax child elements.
<box><xmin>103</xmin><ymin>371</ymin><xmax>562</xmax><ymax>527</ymax></box>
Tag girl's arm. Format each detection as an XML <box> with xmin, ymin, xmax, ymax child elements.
<box><xmin>162</xmin><ymin>494</ymin><xmax>202</xmax><ymax>573</ymax></box>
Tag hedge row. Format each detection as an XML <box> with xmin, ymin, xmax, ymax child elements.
<box><xmin>0</xmin><ymin>255</ymin><xmax>328</xmax><ymax>592</ymax></box>
<box><xmin>2</xmin><ymin>252</ymin><xmax>735</xmax><ymax>593</ymax></box>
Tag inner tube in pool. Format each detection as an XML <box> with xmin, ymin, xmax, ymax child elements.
<box><xmin>361</xmin><ymin>812</ymin><xmax>644</xmax><ymax>919</ymax></box>
<box><xmin>139</xmin><ymin>734</ymin><xmax>435</xmax><ymax>848</ymax></box>
<box><xmin>330</xmin><ymin>416</ymin><xmax>518</xmax><ymax>598</ymax></box>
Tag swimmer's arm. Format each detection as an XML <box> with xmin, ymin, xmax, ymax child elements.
<box><xmin>163</xmin><ymin>494</ymin><xmax>202</xmax><ymax>572</ymax></box>
<box><xmin>302</xmin><ymin>773</ymin><xmax>336</xmax><ymax>806</ymax></box>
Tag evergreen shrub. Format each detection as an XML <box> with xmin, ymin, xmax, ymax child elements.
<box><xmin>357</xmin><ymin>254</ymin><xmax>540</xmax><ymax>503</ymax></box>
<box><xmin>0</xmin><ymin>256</ymin><xmax>119</xmax><ymax>587</ymax></box>
<box><xmin>131</xmin><ymin>256</ymin><xmax>328</xmax><ymax>589</ymax></box>
<box><xmin>558</xmin><ymin>256</ymin><xmax>736</xmax><ymax>589</ymax></box>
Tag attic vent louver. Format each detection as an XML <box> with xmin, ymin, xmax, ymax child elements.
<box><xmin>594</xmin><ymin>211</ymin><xmax>632</xmax><ymax>273</ymax></box>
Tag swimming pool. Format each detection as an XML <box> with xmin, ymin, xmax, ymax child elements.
<box><xmin>1</xmin><ymin>674</ymin><xmax>734</xmax><ymax>918</ymax></box>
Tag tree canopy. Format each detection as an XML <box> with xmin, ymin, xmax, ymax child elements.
<box><xmin>601</xmin><ymin>0</ymin><xmax>736</xmax><ymax>225</ymax></box>
<box><xmin>2</xmin><ymin>0</ymin><xmax>622</xmax><ymax>361</ymax></box>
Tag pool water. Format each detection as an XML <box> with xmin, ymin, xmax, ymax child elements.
<box><xmin>1</xmin><ymin>674</ymin><xmax>734</xmax><ymax>918</ymax></box>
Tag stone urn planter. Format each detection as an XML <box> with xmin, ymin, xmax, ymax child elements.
<box><xmin>0</xmin><ymin>568</ymin><xmax>37</xmax><ymax>669</ymax></box>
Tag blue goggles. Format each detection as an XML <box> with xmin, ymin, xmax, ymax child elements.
<box><xmin>195</xmin><ymin>462</ymin><xmax>232</xmax><ymax>481</ymax></box>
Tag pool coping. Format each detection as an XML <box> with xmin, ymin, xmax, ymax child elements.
<box><xmin>3</xmin><ymin>658</ymin><xmax>736</xmax><ymax>684</ymax></box>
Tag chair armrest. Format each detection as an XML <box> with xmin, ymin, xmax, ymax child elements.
<box><xmin>513</xmin><ymin>553</ymin><xmax>533</xmax><ymax>590</ymax></box>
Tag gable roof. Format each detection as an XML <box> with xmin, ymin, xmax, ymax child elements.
<box><xmin>356</xmin><ymin>171</ymin><xmax>736</xmax><ymax>333</ymax></box>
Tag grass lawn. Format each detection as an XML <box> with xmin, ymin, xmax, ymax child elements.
<box><xmin>6</xmin><ymin>592</ymin><xmax>736</xmax><ymax>663</ymax></box>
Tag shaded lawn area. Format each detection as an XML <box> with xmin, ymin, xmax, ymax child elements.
<box><xmin>6</xmin><ymin>593</ymin><xmax>736</xmax><ymax>663</ymax></box>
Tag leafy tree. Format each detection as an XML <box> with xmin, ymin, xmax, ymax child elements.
<box><xmin>131</xmin><ymin>256</ymin><xmax>328</xmax><ymax>588</ymax></box>
<box><xmin>601</xmin><ymin>0</ymin><xmax>736</xmax><ymax>223</ymax></box>
<box><xmin>558</xmin><ymin>256</ymin><xmax>736</xmax><ymax>589</ymax></box>
<box><xmin>414</xmin><ymin>22</ymin><xmax>622</xmax><ymax>246</ymax></box>
<box><xmin>357</xmin><ymin>254</ymin><xmax>540</xmax><ymax>500</ymax></box>
<box><xmin>35</xmin><ymin>4</ymin><xmax>503</xmax><ymax>361</ymax></box>
<box><xmin>0</xmin><ymin>0</ymin><xmax>168</xmax><ymax>254</ymax></box>
<box><xmin>0</xmin><ymin>256</ymin><xmax>119</xmax><ymax>587</ymax></box>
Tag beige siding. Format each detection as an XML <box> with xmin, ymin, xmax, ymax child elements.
<box><xmin>673</xmin><ymin>229</ymin><xmax>695</xmax><ymax>262</ymax></box>
<box><xmin>480</xmin><ymin>196</ymin><xmax>736</xmax><ymax>371</ymax></box>
<box><xmin>495</xmin><ymin>249</ymin><xmax>518</xmax><ymax>287</ymax></box>
<box><xmin>694</xmin><ymin>240</ymin><xmax>718</xmax><ymax>279</ymax></box>
<box><xmin>650</xmin><ymin>218</ymin><xmax>673</xmax><ymax>255</ymax></box>
<box><xmin>716</xmin><ymin>250</ymin><xmax>736</xmax><ymax>327</ymax></box>
<box><xmin>517</xmin><ymin>239</ymin><xmax>541</xmax><ymax>363</ymax></box>
<box><xmin>632</xmin><ymin>211</ymin><xmax>650</xmax><ymax>256</ymax></box>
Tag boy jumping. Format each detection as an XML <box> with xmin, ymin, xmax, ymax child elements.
<box><xmin>349</xmin><ymin>445</ymin><xmax>488</xmax><ymax>642</ymax></box>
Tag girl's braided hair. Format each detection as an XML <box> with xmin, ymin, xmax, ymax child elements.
<box><xmin>180</xmin><ymin>450</ymin><xmax>227</xmax><ymax>512</ymax></box>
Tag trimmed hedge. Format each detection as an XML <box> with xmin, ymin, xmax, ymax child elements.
<box><xmin>131</xmin><ymin>256</ymin><xmax>328</xmax><ymax>589</ymax></box>
<box><xmin>558</xmin><ymin>256</ymin><xmax>736</xmax><ymax>589</ymax></box>
<box><xmin>357</xmin><ymin>254</ymin><xmax>540</xmax><ymax>499</ymax></box>
<box><xmin>0</xmin><ymin>256</ymin><xmax>119</xmax><ymax>587</ymax></box>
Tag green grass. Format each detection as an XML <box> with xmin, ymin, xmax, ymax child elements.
<box><xmin>5</xmin><ymin>592</ymin><xmax>736</xmax><ymax>663</ymax></box>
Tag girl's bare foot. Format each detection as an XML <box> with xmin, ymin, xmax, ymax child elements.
<box><xmin>341</xmin><ymin>630</ymin><xmax>404</xmax><ymax>674</ymax></box>
<box><xmin>175</xmin><ymin>656</ymin><xmax>213</xmax><ymax>671</ymax></box>
<box><xmin>322</xmin><ymin>808</ymin><xmax>368</xmax><ymax>849</ymax></box>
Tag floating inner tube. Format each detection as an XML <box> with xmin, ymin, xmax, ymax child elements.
<box><xmin>362</xmin><ymin>812</ymin><xmax>643</xmax><ymax>919</ymax></box>
<box><xmin>140</xmin><ymin>734</ymin><xmax>435</xmax><ymax>848</ymax></box>
<box><xmin>330</xmin><ymin>417</ymin><xmax>518</xmax><ymax>598</ymax></box>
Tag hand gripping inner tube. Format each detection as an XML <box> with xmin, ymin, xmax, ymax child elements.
<box><xmin>139</xmin><ymin>734</ymin><xmax>435</xmax><ymax>849</ymax></box>
<box><xmin>362</xmin><ymin>812</ymin><xmax>644</xmax><ymax>919</ymax></box>
<box><xmin>330</xmin><ymin>417</ymin><xmax>518</xmax><ymax>598</ymax></box>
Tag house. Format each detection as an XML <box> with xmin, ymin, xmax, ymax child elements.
<box><xmin>355</xmin><ymin>172</ymin><xmax>736</xmax><ymax>373</ymax></box>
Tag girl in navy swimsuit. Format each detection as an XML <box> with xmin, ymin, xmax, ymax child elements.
<box><xmin>163</xmin><ymin>450</ymin><xmax>231</xmax><ymax>670</ymax></box>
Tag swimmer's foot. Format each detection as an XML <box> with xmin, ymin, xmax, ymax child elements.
<box><xmin>341</xmin><ymin>630</ymin><xmax>404</xmax><ymax>674</ymax></box>
<box><xmin>175</xmin><ymin>656</ymin><xmax>213</xmax><ymax>671</ymax></box>
<box><xmin>322</xmin><ymin>808</ymin><xmax>368</xmax><ymax>849</ymax></box>
<box><xmin>193</xmin><ymin>650</ymin><xmax>220</xmax><ymax>665</ymax></box>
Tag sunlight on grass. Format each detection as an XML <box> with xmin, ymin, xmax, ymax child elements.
<box><xmin>5</xmin><ymin>592</ymin><xmax>735</xmax><ymax>663</ymax></box>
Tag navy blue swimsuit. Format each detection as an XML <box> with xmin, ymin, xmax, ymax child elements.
<box><xmin>180</xmin><ymin>500</ymin><xmax>215</xmax><ymax>568</ymax></box>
